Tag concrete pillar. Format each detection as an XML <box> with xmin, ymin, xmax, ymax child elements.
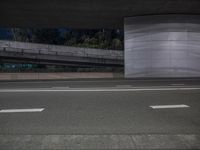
<box><xmin>124</xmin><ymin>15</ymin><xmax>200</xmax><ymax>78</ymax></box>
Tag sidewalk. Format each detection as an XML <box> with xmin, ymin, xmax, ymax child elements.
<box><xmin>0</xmin><ymin>72</ymin><xmax>123</xmax><ymax>81</ymax></box>
<box><xmin>1</xmin><ymin>134</ymin><xmax>199</xmax><ymax>149</ymax></box>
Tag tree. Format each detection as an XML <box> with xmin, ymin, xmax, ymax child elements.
<box><xmin>31</xmin><ymin>28</ymin><xmax>62</xmax><ymax>44</ymax></box>
<box><xmin>12</xmin><ymin>28</ymin><xmax>31</xmax><ymax>42</ymax></box>
<box><xmin>9</xmin><ymin>28</ymin><xmax>124</xmax><ymax>50</ymax></box>
<box><xmin>111</xmin><ymin>38</ymin><xmax>123</xmax><ymax>50</ymax></box>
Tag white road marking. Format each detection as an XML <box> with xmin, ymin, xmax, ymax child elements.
<box><xmin>116</xmin><ymin>85</ymin><xmax>132</xmax><ymax>88</ymax></box>
<box><xmin>150</xmin><ymin>104</ymin><xmax>189</xmax><ymax>109</ymax></box>
<box><xmin>51</xmin><ymin>86</ymin><xmax>69</xmax><ymax>89</ymax></box>
<box><xmin>171</xmin><ymin>84</ymin><xmax>185</xmax><ymax>86</ymax></box>
<box><xmin>0</xmin><ymin>108</ymin><xmax>44</xmax><ymax>113</ymax></box>
<box><xmin>2</xmin><ymin>78</ymin><xmax>197</xmax><ymax>84</ymax></box>
<box><xmin>0</xmin><ymin>87</ymin><xmax>200</xmax><ymax>92</ymax></box>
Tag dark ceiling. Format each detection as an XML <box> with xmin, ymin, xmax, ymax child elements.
<box><xmin>0</xmin><ymin>0</ymin><xmax>200</xmax><ymax>28</ymax></box>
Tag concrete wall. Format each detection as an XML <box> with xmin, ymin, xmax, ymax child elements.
<box><xmin>125</xmin><ymin>15</ymin><xmax>200</xmax><ymax>78</ymax></box>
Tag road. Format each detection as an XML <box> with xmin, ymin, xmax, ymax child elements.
<box><xmin>0</xmin><ymin>79</ymin><xmax>200</xmax><ymax>149</ymax></box>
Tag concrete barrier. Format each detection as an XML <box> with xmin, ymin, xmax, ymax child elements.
<box><xmin>0</xmin><ymin>40</ymin><xmax>123</xmax><ymax>60</ymax></box>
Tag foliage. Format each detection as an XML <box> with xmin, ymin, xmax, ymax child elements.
<box><xmin>10</xmin><ymin>28</ymin><xmax>124</xmax><ymax>50</ymax></box>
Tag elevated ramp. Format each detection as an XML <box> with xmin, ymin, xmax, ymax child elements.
<box><xmin>0</xmin><ymin>40</ymin><xmax>123</xmax><ymax>67</ymax></box>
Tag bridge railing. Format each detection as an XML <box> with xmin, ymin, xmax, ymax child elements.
<box><xmin>0</xmin><ymin>40</ymin><xmax>123</xmax><ymax>60</ymax></box>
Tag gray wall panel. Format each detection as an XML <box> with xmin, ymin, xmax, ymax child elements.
<box><xmin>125</xmin><ymin>15</ymin><xmax>200</xmax><ymax>78</ymax></box>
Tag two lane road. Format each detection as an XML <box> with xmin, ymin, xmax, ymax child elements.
<box><xmin>0</xmin><ymin>79</ymin><xmax>200</xmax><ymax>149</ymax></box>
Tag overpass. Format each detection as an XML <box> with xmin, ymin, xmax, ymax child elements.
<box><xmin>0</xmin><ymin>40</ymin><xmax>123</xmax><ymax>67</ymax></box>
<box><xmin>0</xmin><ymin>0</ymin><xmax>200</xmax><ymax>77</ymax></box>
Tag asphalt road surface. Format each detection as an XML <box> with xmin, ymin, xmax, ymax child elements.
<box><xmin>0</xmin><ymin>78</ymin><xmax>200</xmax><ymax>149</ymax></box>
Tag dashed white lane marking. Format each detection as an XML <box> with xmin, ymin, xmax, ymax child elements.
<box><xmin>0</xmin><ymin>87</ymin><xmax>200</xmax><ymax>92</ymax></box>
<box><xmin>150</xmin><ymin>104</ymin><xmax>189</xmax><ymax>109</ymax></box>
<box><xmin>0</xmin><ymin>108</ymin><xmax>44</xmax><ymax>113</ymax></box>
<box><xmin>171</xmin><ymin>84</ymin><xmax>185</xmax><ymax>86</ymax></box>
<box><xmin>116</xmin><ymin>85</ymin><xmax>132</xmax><ymax>88</ymax></box>
<box><xmin>51</xmin><ymin>86</ymin><xmax>69</xmax><ymax>89</ymax></box>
